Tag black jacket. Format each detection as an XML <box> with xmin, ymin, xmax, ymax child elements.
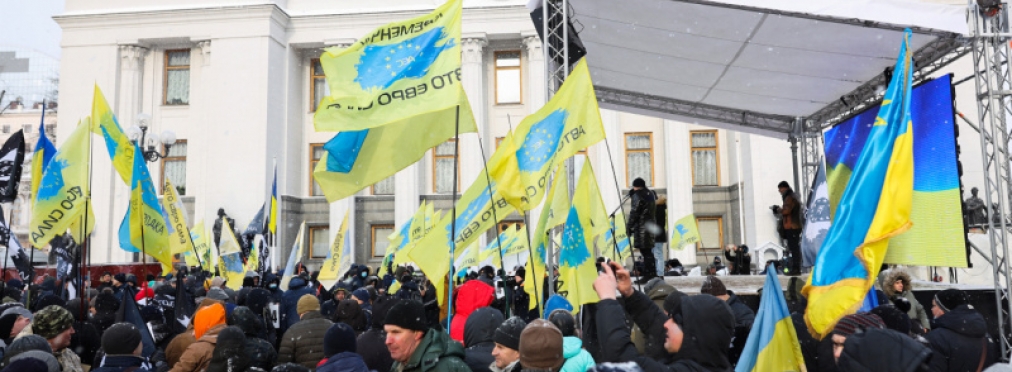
<box><xmin>924</xmin><ymin>305</ymin><xmax>998</xmax><ymax>372</ymax></box>
<box><xmin>597</xmin><ymin>290</ymin><xmax>734</xmax><ymax>372</ymax></box>
<box><xmin>655</xmin><ymin>202</ymin><xmax>668</xmax><ymax>243</ymax></box>
<box><xmin>463</xmin><ymin>307</ymin><xmax>504</xmax><ymax>372</ymax></box>
<box><xmin>723</xmin><ymin>249</ymin><xmax>750</xmax><ymax>275</ymax></box>
<box><xmin>205</xmin><ymin>326</ymin><xmax>252</xmax><ymax>372</ymax></box>
<box><xmin>627</xmin><ymin>188</ymin><xmax>657</xmax><ymax>249</ymax></box>
<box><xmin>725</xmin><ymin>292</ymin><xmax>755</xmax><ymax>367</ymax></box>
<box><xmin>838</xmin><ymin>328</ymin><xmax>932</xmax><ymax>372</ymax></box>
<box><xmin>228</xmin><ymin>306</ymin><xmax>277</xmax><ymax>371</ymax></box>
<box><xmin>357</xmin><ymin>328</ymin><xmax>393</xmax><ymax>372</ymax></box>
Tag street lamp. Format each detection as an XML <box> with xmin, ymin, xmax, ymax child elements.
<box><xmin>127</xmin><ymin>113</ymin><xmax>176</xmax><ymax>162</ymax></box>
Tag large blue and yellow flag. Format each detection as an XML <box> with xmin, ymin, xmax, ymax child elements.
<box><xmin>268</xmin><ymin>166</ymin><xmax>278</xmax><ymax>234</ymax></box>
<box><xmin>314</xmin><ymin>0</ymin><xmax>472</xmax><ymax>133</ymax></box>
<box><xmin>31</xmin><ymin>115</ymin><xmax>57</xmax><ymax>210</ymax></box>
<box><xmin>491</xmin><ymin>59</ymin><xmax>606</xmax><ymax>211</ymax></box>
<box><xmin>162</xmin><ymin>179</ymin><xmax>194</xmax><ymax>256</ymax></box>
<box><xmin>736</xmin><ymin>266</ymin><xmax>807</xmax><ymax>372</ymax></box>
<box><xmin>29</xmin><ymin>119</ymin><xmax>91</xmax><ymax>248</ymax></box>
<box><xmin>120</xmin><ymin>144</ymin><xmax>173</xmax><ymax>271</ymax></box>
<box><xmin>803</xmin><ymin>30</ymin><xmax>915</xmax><ymax>339</ymax></box>
<box><xmin>92</xmin><ymin>85</ymin><xmax>136</xmax><ymax>184</ymax></box>
<box><xmin>558</xmin><ymin>161</ymin><xmax>606</xmax><ymax>312</ymax></box>
<box><xmin>526</xmin><ymin>165</ymin><xmax>569</xmax><ymax>310</ymax></box>
<box><xmin>319</xmin><ymin>209</ymin><xmax>350</xmax><ymax>286</ymax></box>
<box><xmin>217</xmin><ymin>218</ymin><xmax>245</xmax><ymax>290</ymax></box>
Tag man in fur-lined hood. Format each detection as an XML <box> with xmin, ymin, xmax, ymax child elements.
<box><xmin>879</xmin><ymin>269</ymin><xmax>930</xmax><ymax>331</ymax></box>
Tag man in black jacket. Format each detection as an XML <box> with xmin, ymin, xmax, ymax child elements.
<box><xmin>627</xmin><ymin>178</ymin><xmax>658</xmax><ymax>284</ymax></box>
<box><xmin>593</xmin><ymin>261</ymin><xmax>734</xmax><ymax>371</ymax></box>
<box><xmin>925</xmin><ymin>289</ymin><xmax>998</xmax><ymax>372</ymax></box>
<box><xmin>463</xmin><ymin>307</ymin><xmax>504</xmax><ymax>372</ymax></box>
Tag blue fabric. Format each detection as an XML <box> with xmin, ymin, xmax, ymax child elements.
<box><xmin>561</xmin><ymin>336</ymin><xmax>595</xmax><ymax>372</ymax></box>
<box><xmin>317</xmin><ymin>351</ymin><xmax>373</xmax><ymax>372</ymax></box>
<box><xmin>325</xmin><ymin>130</ymin><xmax>369</xmax><ymax>173</ymax></box>
<box><xmin>281</xmin><ymin>277</ymin><xmax>314</xmax><ymax>332</ymax></box>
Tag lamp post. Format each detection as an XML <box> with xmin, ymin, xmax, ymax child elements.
<box><xmin>126</xmin><ymin>113</ymin><xmax>176</xmax><ymax>162</ymax></box>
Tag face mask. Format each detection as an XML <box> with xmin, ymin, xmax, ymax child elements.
<box><xmin>361</xmin><ymin>272</ymin><xmax>367</xmax><ymax>278</ymax></box>
<box><xmin>269</xmin><ymin>284</ymin><xmax>278</xmax><ymax>289</ymax></box>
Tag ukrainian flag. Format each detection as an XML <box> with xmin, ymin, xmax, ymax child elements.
<box><xmin>803</xmin><ymin>30</ymin><xmax>915</xmax><ymax>338</ymax></box>
<box><xmin>30</xmin><ymin>118</ymin><xmax>57</xmax><ymax>209</ymax></box>
<box><xmin>92</xmin><ymin>85</ymin><xmax>136</xmax><ymax>184</ymax></box>
<box><xmin>735</xmin><ymin>266</ymin><xmax>807</xmax><ymax>372</ymax></box>
<box><xmin>269</xmin><ymin>166</ymin><xmax>278</xmax><ymax>234</ymax></box>
<box><xmin>119</xmin><ymin>144</ymin><xmax>173</xmax><ymax>270</ymax></box>
<box><xmin>217</xmin><ymin>218</ymin><xmax>245</xmax><ymax>290</ymax></box>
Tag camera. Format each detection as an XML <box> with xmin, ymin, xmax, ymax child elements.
<box><xmin>596</xmin><ymin>257</ymin><xmax>612</xmax><ymax>274</ymax></box>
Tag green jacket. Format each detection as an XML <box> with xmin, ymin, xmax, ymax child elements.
<box><xmin>392</xmin><ymin>329</ymin><xmax>472</xmax><ymax>372</ymax></box>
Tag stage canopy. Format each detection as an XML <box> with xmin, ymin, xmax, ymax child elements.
<box><xmin>574</xmin><ymin>0</ymin><xmax>967</xmax><ymax>138</ymax></box>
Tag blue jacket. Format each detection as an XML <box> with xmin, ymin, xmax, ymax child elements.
<box><xmin>281</xmin><ymin>277</ymin><xmax>315</xmax><ymax>332</ymax></box>
<box><xmin>90</xmin><ymin>355</ymin><xmax>153</xmax><ymax>372</ymax></box>
<box><xmin>561</xmin><ymin>336</ymin><xmax>595</xmax><ymax>372</ymax></box>
<box><xmin>317</xmin><ymin>352</ymin><xmax>374</xmax><ymax>372</ymax></box>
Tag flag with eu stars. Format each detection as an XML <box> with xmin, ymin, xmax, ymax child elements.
<box><xmin>29</xmin><ymin>119</ymin><xmax>91</xmax><ymax>248</ymax></box>
<box><xmin>314</xmin><ymin>0</ymin><xmax>474</xmax><ymax>133</ymax></box>
<box><xmin>491</xmin><ymin>59</ymin><xmax>605</xmax><ymax>211</ymax></box>
<box><xmin>527</xmin><ymin>164</ymin><xmax>568</xmax><ymax>311</ymax></box>
<box><xmin>558</xmin><ymin>160</ymin><xmax>606</xmax><ymax>313</ymax></box>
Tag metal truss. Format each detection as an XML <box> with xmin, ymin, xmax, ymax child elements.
<box><xmin>799</xmin><ymin>120</ymin><xmax>824</xmax><ymax>202</ymax></box>
<box><xmin>968</xmin><ymin>1</ymin><xmax>1012</xmax><ymax>360</ymax></box>
<box><xmin>543</xmin><ymin>0</ymin><xmax>570</xmax><ymax>94</ymax></box>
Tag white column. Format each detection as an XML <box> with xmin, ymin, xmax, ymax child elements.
<box><xmin>192</xmin><ymin>41</ymin><xmax>212</xmax><ymax>228</ymax></box>
<box><xmin>395</xmin><ymin>165</ymin><xmax>420</xmax><ymax>233</ymax></box>
<box><xmin>460</xmin><ymin>36</ymin><xmax>487</xmax><ymax>186</ymax></box>
<box><xmin>598</xmin><ymin>109</ymin><xmax>622</xmax><ymax>210</ymax></box>
<box><xmin>108</xmin><ymin>45</ymin><xmax>148</xmax><ymax>263</ymax></box>
<box><xmin>523</xmin><ymin>36</ymin><xmax>546</xmax><ymax>112</ymax></box>
<box><xmin>663</xmin><ymin>120</ymin><xmax>696</xmax><ymax>265</ymax></box>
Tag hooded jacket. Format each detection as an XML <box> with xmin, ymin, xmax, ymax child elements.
<box><xmin>316</xmin><ymin>351</ymin><xmax>372</xmax><ymax>372</ymax></box>
<box><xmin>228</xmin><ymin>306</ymin><xmax>277</xmax><ymax>371</ymax></box>
<box><xmin>627</xmin><ymin>188</ymin><xmax>657</xmax><ymax>250</ymax></box>
<box><xmin>392</xmin><ymin>328</ymin><xmax>471</xmax><ymax>372</ymax></box>
<box><xmin>334</xmin><ymin>300</ymin><xmax>368</xmax><ymax>335</ymax></box>
<box><xmin>561</xmin><ymin>336</ymin><xmax>596</xmax><ymax>372</ymax></box>
<box><xmin>632</xmin><ymin>279</ymin><xmax>677</xmax><ymax>356</ymax></box>
<box><xmin>597</xmin><ymin>290</ymin><xmax>734</xmax><ymax>372</ymax></box>
<box><xmin>90</xmin><ymin>355</ymin><xmax>153</xmax><ymax>372</ymax></box>
<box><xmin>450</xmin><ymin>279</ymin><xmax>496</xmax><ymax>342</ymax></box>
<box><xmin>277</xmin><ymin>311</ymin><xmax>333</xmax><ymax>370</ymax></box>
<box><xmin>879</xmin><ymin>270</ymin><xmax>930</xmax><ymax>330</ymax></box>
<box><xmin>281</xmin><ymin>277</ymin><xmax>315</xmax><ymax>332</ymax></box>
<box><xmin>205</xmin><ymin>326</ymin><xmax>251</xmax><ymax>372</ymax></box>
<box><xmin>925</xmin><ymin>305</ymin><xmax>998</xmax><ymax>372</ymax></box>
<box><xmin>463</xmin><ymin>307</ymin><xmax>504</xmax><ymax>372</ymax></box>
<box><xmin>837</xmin><ymin>328</ymin><xmax>932</xmax><ymax>372</ymax></box>
<box><xmin>64</xmin><ymin>298</ymin><xmax>101</xmax><ymax>365</ymax></box>
<box><xmin>170</xmin><ymin>324</ymin><xmax>226</xmax><ymax>372</ymax></box>
<box><xmin>357</xmin><ymin>296</ymin><xmax>396</xmax><ymax>372</ymax></box>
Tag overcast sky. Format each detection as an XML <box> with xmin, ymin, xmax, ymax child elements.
<box><xmin>0</xmin><ymin>1</ymin><xmax>65</xmax><ymax>58</ymax></box>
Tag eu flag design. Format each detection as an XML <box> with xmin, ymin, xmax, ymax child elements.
<box><xmin>355</xmin><ymin>27</ymin><xmax>456</xmax><ymax>91</ymax></box>
<box><xmin>557</xmin><ymin>161</ymin><xmax>604</xmax><ymax>312</ymax></box>
<box><xmin>803</xmin><ymin>30</ymin><xmax>915</xmax><ymax>339</ymax></box>
<box><xmin>735</xmin><ymin>266</ymin><xmax>807</xmax><ymax>372</ymax></box>
<box><xmin>29</xmin><ymin>119</ymin><xmax>91</xmax><ymax>248</ymax></box>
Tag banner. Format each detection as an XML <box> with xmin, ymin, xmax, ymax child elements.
<box><xmin>29</xmin><ymin>119</ymin><xmax>91</xmax><ymax>248</ymax></box>
<box><xmin>802</xmin><ymin>162</ymin><xmax>830</xmax><ymax>268</ymax></box>
<box><xmin>670</xmin><ymin>214</ymin><xmax>701</xmax><ymax>251</ymax></box>
<box><xmin>0</xmin><ymin>130</ymin><xmax>25</xmax><ymax>203</ymax></box>
<box><xmin>163</xmin><ymin>179</ymin><xmax>194</xmax><ymax>255</ymax></box>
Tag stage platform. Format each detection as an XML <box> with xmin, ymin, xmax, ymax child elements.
<box><xmin>652</xmin><ymin>274</ymin><xmax>996</xmax><ymax>295</ymax></box>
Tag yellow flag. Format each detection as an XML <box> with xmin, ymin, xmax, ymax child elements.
<box><xmin>162</xmin><ymin>179</ymin><xmax>194</xmax><ymax>255</ymax></box>
<box><xmin>314</xmin><ymin>0</ymin><xmax>468</xmax><ymax>132</ymax></box>
<box><xmin>29</xmin><ymin>119</ymin><xmax>91</xmax><ymax>248</ymax></box>
<box><xmin>126</xmin><ymin>143</ymin><xmax>172</xmax><ymax>268</ymax></box>
<box><xmin>393</xmin><ymin>201</ymin><xmax>432</xmax><ymax>267</ymax></box>
<box><xmin>492</xmin><ymin>59</ymin><xmax>606</xmax><ymax>210</ymax></box>
<box><xmin>319</xmin><ymin>210</ymin><xmax>350</xmax><ymax>283</ymax></box>
<box><xmin>92</xmin><ymin>85</ymin><xmax>136</xmax><ymax>184</ymax></box>
<box><xmin>670</xmin><ymin>214</ymin><xmax>701</xmax><ymax>251</ymax></box>
<box><xmin>217</xmin><ymin>219</ymin><xmax>245</xmax><ymax>290</ymax></box>
<box><xmin>68</xmin><ymin>199</ymin><xmax>96</xmax><ymax>245</ymax></box>
<box><xmin>245</xmin><ymin>236</ymin><xmax>260</xmax><ymax>274</ymax></box>
<box><xmin>504</xmin><ymin>226</ymin><xmax>530</xmax><ymax>257</ymax></box>
<box><xmin>558</xmin><ymin>161</ymin><xmax>605</xmax><ymax>312</ymax></box>
<box><xmin>454</xmin><ymin>241</ymin><xmax>480</xmax><ymax>268</ymax></box>
<box><xmin>527</xmin><ymin>165</ymin><xmax>568</xmax><ymax>310</ymax></box>
<box><xmin>603</xmin><ymin>215</ymin><xmax>632</xmax><ymax>262</ymax></box>
<box><xmin>190</xmin><ymin>221</ymin><xmax>212</xmax><ymax>271</ymax></box>
<box><xmin>281</xmin><ymin>222</ymin><xmax>306</xmax><ymax>290</ymax></box>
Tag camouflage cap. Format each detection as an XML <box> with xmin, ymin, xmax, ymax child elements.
<box><xmin>33</xmin><ymin>305</ymin><xmax>74</xmax><ymax>339</ymax></box>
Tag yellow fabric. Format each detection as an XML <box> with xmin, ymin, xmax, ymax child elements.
<box><xmin>91</xmin><ymin>85</ymin><xmax>135</xmax><ymax>184</ymax></box>
<box><xmin>491</xmin><ymin>59</ymin><xmax>606</xmax><ymax>211</ymax></box>
<box><xmin>453</xmin><ymin>241</ymin><xmax>480</xmax><ymax>268</ymax></box>
<box><xmin>314</xmin><ymin>0</ymin><xmax>468</xmax><ymax>132</ymax></box>
<box><xmin>190</xmin><ymin>221</ymin><xmax>212</xmax><ymax>271</ymax></box>
<box><xmin>29</xmin><ymin>119</ymin><xmax>91</xmax><ymax>248</ymax></box>
<box><xmin>527</xmin><ymin>166</ymin><xmax>567</xmax><ymax>311</ymax></box>
<box><xmin>319</xmin><ymin>209</ymin><xmax>350</xmax><ymax>283</ymax></box>
<box><xmin>163</xmin><ymin>179</ymin><xmax>195</xmax><ymax>255</ymax></box>
<box><xmin>281</xmin><ymin>222</ymin><xmax>306</xmax><ymax>290</ymax></box>
<box><xmin>246</xmin><ymin>239</ymin><xmax>259</xmax><ymax>275</ymax></box>
<box><xmin>216</xmin><ymin>219</ymin><xmax>245</xmax><ymax>290</ymax></box>
<box><xmin>68</xmin><ymin>199</ymin><xmax>95</xmax><ymax>245</ymax></box>
<box><xmin>127</xmin><ymin>145</ymin><xmax>172</xmax><ymax>270</ymax></box>
<box><xmin>751</xmin><ymin>313</ymin><xmax>808</xmax><ymax>372</ymax></box>
<box><xmin>670</xmin><ymin>214</ymin><xmax>701</xmax><ymax>251</ymax></box>
<box><xmin>557</xmin><ymin>161</ymin><xmax>604</xmax><ymax>313</ymax></box>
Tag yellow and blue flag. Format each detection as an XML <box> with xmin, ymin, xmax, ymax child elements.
<box><xmin>735</xmin><ymin>266</ymin><xmax>807</xmax><ymax>372</ymax></box>
<box><xmin>119</xmin><ymin>144</ymin><xmax>173</xmax><ymax>270</ymax></box>
<box><xmin>491</xmin><ymin>59</ymin><xmax>606</xmax><ymax>210</ymax></box>
<box><xmin>670</xmin><ymin>214</ymin><xmax>701</xmax><ymax>251</ymax></box>
<box><xmin>162</xmin><ymin>179</ymin><xmax>194</xmax><ymax>255</ymax></box>
<box><xmin>314</xmin><ymin>0</ymin><xmax>471</xmax><ymax>132</ymax></box>
<box><xmin>803</xmin><ymin>30</ymin><xmax>915</xmax><ymax>339</ymax></box>
<box><xmin>319</xmin><ymin>209</ymin><xmax>350</xmax><ymax>286</ymax></box>
<box><xmin>269</xmin><ymin>166</ymin><xmax>278</xmax><ymax>234</ymax></box>
<box><xmin>558</xmin><ymin>161</ymin><xmax>605</xmax><ymax>312</ymax></box>
<box><xmin>217</xmin><ymin>219</ymin><xmax>245</xmax><ymax>290</ymax></box>
<box><xmin>527</xmin><ymin>165</ymin><xmax>568</xmax><ymax>310</ymax></box>
<box><xmin>29</xmin><ymin>119</ymin><xmax>91</xmax><ymax>248</ymax></box>
<box><xmin>31</xmin><ymin>114</ymin><xmax>57</xmax><ymax>209</ymax></box>
<box><xmin>189</xmin><ymin>220</ymin><xmax>211</xmax><ymax>271</ymax></box>
<box><xmin>92</xmin><ymin>85</ymin><xmax>136</xmax><ymax>184</ymax></box>
<box><xmin>603</xmin><ymin>216</ymin><xmax>632</xmax><ymax>262</ymax></box>
<box><xmin>281</xmin><ymin>222</ymin><xmax>306</xmax><ymax>290</ymax></box>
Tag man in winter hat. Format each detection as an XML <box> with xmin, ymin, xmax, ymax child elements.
<box><xmin>384</xmin><ymin>299</ymin><xmax>469</xmax><ymax>372</ymax></box>
<box><xmin>491</xmin><ymin>316</ymin><xmax>526</xmax><ymax>372</ymax></box>
<box><xmin>317</xmin><ymin>323</ymin><xmax>370</xmax><ymax>372</ymax></box>
<box><xmin>34</xmin><ymin>305</ymin><xmax>82</xmax><ymax>372</ymax></box>
<box><xmin>519</xmin><ymin>319</ymin><xmax>564</xmax><ymax>372</ymax></box>
<box><xmin>92</xmin><ymin>323</ymin><xmax>151</xmax><ymax>372</ymax></box>
<box><xmin>926</xmin><ymin>288</ymin><xmax>999</xmax><ymax>372</ymax></box>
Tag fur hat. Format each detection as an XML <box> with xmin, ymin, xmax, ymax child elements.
<box><xmin>518</xmin><ymin>319</ymin><xmax>564</xmax><ymax>370</ymax></box>
<box><xmin>32</xmin><ymin>305</ymin><xmax>74</xmax><ymax>339</ymax></box>
<box><xmin>296</xmin><ymin>294</ymin><xmax>320</xmax><ymax>315</ymax></box>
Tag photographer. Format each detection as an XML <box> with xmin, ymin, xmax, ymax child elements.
<box><xmin>723</xmin><ymin>244</ymin><xmax>751</xmax><ymax>275</ymax></box>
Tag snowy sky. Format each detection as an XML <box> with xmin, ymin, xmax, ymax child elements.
<box><xmin>0</xmin><ymin>0</ymin><xmax>65</xmax><ymax>59</ymax></box>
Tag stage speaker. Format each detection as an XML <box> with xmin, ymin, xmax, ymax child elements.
<box><xmin>530</xmin><ymin>1</ymin><xmax>587</xmax><ymax>68</ymax></box>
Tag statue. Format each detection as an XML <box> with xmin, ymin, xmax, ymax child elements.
<box><xmin>212</xmin><ymin>208</ymin><xmax>238</xmax><ymax>248</ymax></box>
<box><xmin>965</xmin><ymin>187</ymin><xmax>988</xmax><ymax>227</ymax></box>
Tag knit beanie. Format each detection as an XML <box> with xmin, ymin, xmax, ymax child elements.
<box><xmin>0</xmin><ymin>313</ymin><xmax>18</xmax><ymax>339</ymax></box>
<box><xmin>493</xmin><ymin>316</ymin><xmax>527</xmax><ymax>351</ymax></box>
<box><xmin>352</xmin><ymin>288</ymin><xmax>370</xmax><ymax>303</ymax></box>
<box><xmin>547</xmin><ymin>309</ymin><xmax>576</xmax><ymax>337</ymax></box>
<box><xmin>519</xmin><ymin>319</ymin><xmax>564</xmax><ymax>370</ymax></box>
<box><xmin>384</xmin><ymin>300</ymin><xmax>428</xmax><ymax>332</ymax></box>
<box><xmin>632</xmin><ymin>178</ymin><xmax>646</xmax><ymax>188</ymax></box>
<box><xmin>700</xmin><ymin>276</ymin><xmax>727</xmax><ymax>296</ymax></box>
<box><xmin>934</xmin><ymin>288</ymin><xmax>969</xmax><ymax>313</ymax></box>
<box><xmin>371</xmin><ymin>296</ymin><xmax>399</xmax><ymax>329</ymax></box>
<box><xmin>296</xmin><ymin>294</ymin><xmax>320</xmax><ymax>315</ymax></box>
<box><xmin>664</xmin><ymin>291</ymin><xmax>687</xmax><ymax>322</ymax></box>
<box><xmin>870</xmin><ymin>305</ymin><xmax>911</xmax><ymax>335</ymax></box>
<box><xmin>102</xmin><ymin>323</ymin><xmax>143</xmax><ymax>355</ymax></box>
<box><xmin>832</xmin><ymin>313</ymin><xmax>885</xmax><ymax>337</ymax></box>
<box><xmin>0</xmin><ymin>306</ymin><xmax>31</xmax><ymax>320</ymax></box>
<box><xmin>9</xmin><ymin>350</ymin><xmax>60</xmax><ymax>372</ymax></box>
<box><xmin>33</xmin><ymin>305</ymin><xmax>74</xmax><ymax>339</ymax></box>
<box><xmin>5</xmin><ymin>335</ymin><xmax>52</xmax><ymax>361</ymax></box>
<box><xmin>114</xmin><ymin>273</ymin><xmax>127</xmax><ymax>284</ymax></box>
<box><xmin>6</xmin><ymin>279</ymin><xmax>22</xmax><ymax>290</ymax></box>
<box><xmin>323</xmin><ymin>322</ymin><xmax>357</xmax><ymax>357</ymax></box>
<box><xmin>2</xmin><ymin>358</ymin><xmax>52</xmax><ymax>372</ymax></box>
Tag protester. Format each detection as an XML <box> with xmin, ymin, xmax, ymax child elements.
<box><xmin>653</xmin><ymin>196</ymin><xmax>668</xmax><ymax>277</ymax></box>
<box><xmin>92</xmin><ymin>292</ymin><xmax>119</xmax><ymax>335</ymax></box>
<box><xmin>92</xmin><ymin>323</ymin><xmax>152</xmax><ymax>372</ymax></box>
<box><xmin>63</xmin><ymin>298</ymin><xmax>101</xmax><ymax>367</ymax></box>
<box><xmin>165</xmin><ymin>298</ymin><xmax>223</xmax><ymax>367</ymax></box>
<box><xmin>518</xmin><ymin>319</ymin><xmax>565</xmax><ymax>372</ymax></box>
<box><xmin>33</xmin><ymin>305</ymin><xmax>83</xmax><ymax>372</ymax></box>
<box><xmin>925</xmin><ymin>289</ymin><xmax>998</xmax><ymax>372</ymax></box>
<box><xmin>278</xmin><ymin>294</ymin><xmax>333</xmax><ymax>369</ymax></box>
<box><xmin>836</xmin><ymin>327</ymin><xmax>932</xmax><ymax>372</ymax></box>
<box><xmin>281</xmin><ymin>277</ymin><xmax>315</xmax><ymax>332</ymax></box>
<box><xmin>335</xmin><ymin>299</ymin><xmax>369</xmax><ymax>335</ymax></box>
<box><xmin>627</xmin><ymin>178</ymin><xmax>658</xmax><ymax>283</ymax></box>
<box><xmin>321</xmin><ymin>285</ymin><xmax>348</xmax><ymax>318</ymax></box>
<box><xmin>879</xmin><ymin>270</ymin><xmax>930</xmax><ymax>331</ymax></box>
<box><xmin>700</xmin><ymin>275</ymin><xmax>754</xmax><ymax>365</ymax></box>
<box><xmin>491</xmin><ymin>316</ymin><xmax>526</xmax><ymax>372</ymax></box>
<box><xmin>384</xmin><ymin>299</ymin><xmax>470</xmax><ymax>371</ymax></box>
<box><xmin>317</xmin><ymin>323</ymin><xmax>370</xmax><ymax>372</ymax></box>
<box><xmin>227</xmin><ymin>306</ymin><xmax>277</xmax><ymax>371</ymax></box>
<box><xmin>205</xmin><ymin>326</ymin><xmax>253</xmax><ymax>372</ymax></box>
<box><xmin>357</xmin><ymin>295</ymin><xmax>396</xmax><ymax>372</ymax></box>
<box><xmin>450</xmin><ymin>269</ymin><xmax>496</xmax><ymax>342</ymax></box>
<box><xmin>171</xmin><ymin>303</ymin><xmax>227</xmax><ymax>372</ymax></box>
<box><xmin>546</xmin><ymin>310</ymin><xmax>594</xmax><ymax>372</ymax></box>
<box><xmin>463</xmin><ymin>307</ymin><xmax>504</xmax><ymax>372</ymax></box>
<box><xmin>775</xmin><ymin>181</ymin><xmax>802</xmax><ymax>275</ymax></box>
<box><xmin>2</xmin><ymin>335</ymin><xmax>58</xmax><ymax>369</ymax></box>
<box><xmin>593</xmin><ymin>261</ymin><xmax>735</xmax><ymax>371</ymax></box>
<box><xmin>821</xmin><ymin>312</ymin><xmax>885</xmax><ymax>371</ymax></box>
<box><xmin>723</xmin><ymin>244</ymin><xmax>751</xmax><ymax>275</ymax></box>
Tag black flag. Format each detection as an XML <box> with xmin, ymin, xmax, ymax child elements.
<box><xmin>49</xmin><ymin>234</ymin><xmax>78</xmax><ymax>282</ymax></box>
<box><xmin>173</xmin><ymin>269</ymin><xmax>195</xmax><ymax>334</ymax></box>
<box><xmin>245</xmin><ymin>204</ymin><xmax>267</xmax><ymax>236</ymax></box>
<box><xmin>0</xmin><ymin>130</ymin><xmax>25</xmax><ymax>203</ymax></box>
<box><xmin>0</xmin><ymin>205</ymin><xmax>32</xmax><ymax>281</ymax></box>
<box><xmin>117</xmin><ymin>286</ymin><xmax>158</xmax><ymax>358</ymax></box>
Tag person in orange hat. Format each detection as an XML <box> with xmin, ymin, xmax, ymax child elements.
<box><xmin>170</xmin><ymin>303</ymin><xmax>226</xmax><ymax>372</ymax></box>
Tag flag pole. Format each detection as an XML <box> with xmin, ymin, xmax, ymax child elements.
<box><xmin>521</xmin><ymin>211</ymin><xmax>542</xmax><ymax>319</ymax></box>
<box><xmin>447</xmin><ymin>105</ymin><xmax>460</xmax><ymax>333</ymax></box>
<box><xmin>601</xmin><ymin>138</ymin><xmax>634</xmax><ymax>264</ymax></box>
<box><xmin>81</xmin><ymin>106</ymin><xmax>95</xmax><ymax>304</ymax></box>
<box><xmin>475</xmin><ymin>138</ymin><xmax>509</xmax><ymax>318</ymax></box>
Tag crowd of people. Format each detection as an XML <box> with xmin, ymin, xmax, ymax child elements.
<box><xmin>0</xmin><ymin>254</ymin><xmax>1000</xmax><ymax>372</ymax></box>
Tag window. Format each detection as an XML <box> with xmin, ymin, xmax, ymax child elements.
<box><xmin>372</xmin><ymin>176</ymin><xmax>395</xmax><ymax>195</ymax></box>
<box><xmin>433</xmin><ymin>140</ymin><xmax>458</xmax><ymax>194</ymax></box>
<box><xmin>496</xmin><ymin>137</ymin><xmax>505</xmax><ymax>149</ymax></box>
<box><xmin>309</xmin><ymin>226</ymin><xmax>331</xmax><ymax>258</ymax></box>
<box><xmin>625</xmin><ymin>133</ymin><xmax>653</xmax><ymax>187</ymax></box>
<box><xmin>372</xmin><ymin>224</ymin><xmax>394</xmax><ymax>257</ymax></box>
<box><xmin>1</xmin><ymin>126</ymin><xmax>8</xmax><ymax>134</ymax></box>
<box><xmin>44</xmin><ymin>124</ymin><xmax>55</xmax><ymax>134</ymax></box>
<box><xmin>164</xmin><ymin>49</ymin><xmax>191</xmax><ymax>105</ymax></box>
<box><xmin>22</xmin><ymin>125</ymin><xmax>31</xmax><ymax>134</ymax></box>
<box><xmin>691</xmin><ymin>130</ymin><xmax>719</xmax><ymax>186</ymax></box>
<box><xmin>310</xmin><ymin>143</ymin><xmax>325</xmax><ymax>196</ymax></box>
<box><xmin>495</xmin><ymin>51</ymin><xmax>522</xmax><ymax>104</ymax></box>
<box><xmin>497</xmin><ymin>222</ymin><xmax>524</xmax><ymax>234</ymax></box>
<box><xmin>161</xmin><ymin>140</ymin><xmax>187</xmax><ymax>195</ymax></box>
<box><xmin>310</xmin><ymin>59</ymin><xmax>329</xmax><ymax>112</ymax></box>
<box><xmin>696</xmin><ymin>217</ymin><xmax>723</xmax><ymax>250</ymax></box>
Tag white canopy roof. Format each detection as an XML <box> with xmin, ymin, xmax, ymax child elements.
<box><xmin>574</xmin><ymin>0</ymin><xmax>967</xmax><ymax>138</ymax></box>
